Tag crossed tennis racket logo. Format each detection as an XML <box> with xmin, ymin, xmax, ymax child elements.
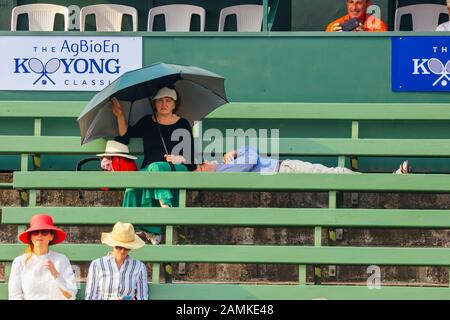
<box><xmin>27</xmin><ymin>58</ymin><xmax>61</xmax><ymax>85</ymax></box>
<box><xmin>427</xmin><ymin>58</ymin><xmax>450</xmax><ymax>87</ymax></box>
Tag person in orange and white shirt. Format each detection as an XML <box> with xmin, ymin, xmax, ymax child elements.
<box><xmin>326</xmin><ymin>0</ymin><xmax>387</xmax><ymax>32</ymax></box>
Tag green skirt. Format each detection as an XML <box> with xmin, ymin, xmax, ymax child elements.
<box><xmin>122</xmin><ymin>162</ymin><xmax>187</xmax><ymax>235</ymax></box>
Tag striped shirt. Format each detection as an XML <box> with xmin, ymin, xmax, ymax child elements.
<box><xmin>85</xmin><ymin>254</ymin><xmax>148</xmax><ymax>300</ymax></box>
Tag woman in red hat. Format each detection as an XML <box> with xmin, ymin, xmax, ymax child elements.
<box><xmin>8</xmin><ymin>214</ymin><xmax>77</xmax><ymax>300</ymax></box>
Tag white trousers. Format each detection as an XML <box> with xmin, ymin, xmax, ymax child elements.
<box><xmin>278</xmin><ymin>160</ymin><xmax>357</xmax><ymax>174</ymax></box>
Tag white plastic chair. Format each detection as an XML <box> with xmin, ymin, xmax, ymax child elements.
<box><xmin>147</xmin><ymin>4</ymin><xmax>205</xmax><ymax>32</ymax></box>
<box><xmin>218</xmin><ymin>4</ymin><xmax>266</xmax><ymax>32</ymax></box>
<box><xmin>394</xmin><ymin>4</ymin><xmax>449</xmax><ymax>31</ymax></box>
<box><xmin>11</xmin><ymin>3</ymin><xmax>69</xmax><ymax>31</ymax></box>
<box><xmin>80</xmin><ymin>4</ymin><xmax>138</xmax><ymax>32</ymax></box>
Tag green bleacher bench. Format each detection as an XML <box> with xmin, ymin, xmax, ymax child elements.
<box><xmin>2</xmin><ymin>172</ymin><xmax>450</xmax><ymax>299</ymax></box>
<box><xmin>2</xmin><ymin>102</ymin><xmax>450</xmax><ymax>299</ymax></box>
<box><xmin>10</xmin><ymin>171</ymin><xmax>450</xmax><ymax>192</ymax></box>
<box><xmin>2</xmin><ymin>101</ymin><xmax>450</xmax><ymax>170</ymax></box>
<box><xmin>3</xmin><ymin>206</ymin><xmax>450</xmax><ymax>300</ymax></box>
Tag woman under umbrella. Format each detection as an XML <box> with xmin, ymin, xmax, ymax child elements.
<box><xmin>111</xmin><ymin>87</ymin><xmax>192</xmax><ymax>246</ymax></box>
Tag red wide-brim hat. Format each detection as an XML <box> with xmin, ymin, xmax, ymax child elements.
<box><xmin>18</xmin><ymin>214</ymin><xmax>66</xmax><ymax>245</ymax></box>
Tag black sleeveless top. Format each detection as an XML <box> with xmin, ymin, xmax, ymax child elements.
<box><xmin>115</xmin><ymin>115</ymin><xmax>195</xmax><ymax>171</ymax></box>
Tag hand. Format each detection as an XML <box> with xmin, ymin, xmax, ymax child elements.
<box><xmin>42</xmin><ymin>260</ymin><xmax>59</xmax><ymax>279</ymax></box>
<box><xmin>165</xmin><ymin>154</ymin><xmax>186</xmax><ymax>164</ymax></box>
<box><xmin>111</xmin><ymin>97</ymin><xmax>124</xmax><ymax>119</ymax></box>
<box><xmin>331</xmin><ymin>23</ymin><xmax>343</xmax><ymax>32</ymax></box>
<box><xmin>223</xmin><ymin>150</ymin><xmax>237</xmax><ymax>164</ymax></box>
<box><xmin>355</xmin><ymin>22</ymin><xmax>363</xmax><ymax>32</ymax></box>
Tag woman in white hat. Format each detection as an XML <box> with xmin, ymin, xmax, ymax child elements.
<box><xmin>85</xmin><ymin>222</ymin><xmax>148</xmax><ymax>300</ymax></box>
<box><xmin>97</xmin><ymin>140</ymin><xmax>138</xmax><ymax>172</ymax></box>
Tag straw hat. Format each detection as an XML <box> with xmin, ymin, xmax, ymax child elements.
<box><xmin>18</xmin><ymin>214</ymin><xmax>66</xmax><ymax>245</ymax></box>
<box><xmin>101</xmin><ymin>222</ymin><xmax>145</xmax><ymax>250</ymax></box>
<box><xmin>96</xmin><ymin>140</ymin><xmax>137</xmax><ymax>160</ymax></box>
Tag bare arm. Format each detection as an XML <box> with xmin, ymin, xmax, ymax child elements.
<box><xmin>111</xmin><ymin>97</ymin><xmax>128</xmax><ymax>136</ymax></box>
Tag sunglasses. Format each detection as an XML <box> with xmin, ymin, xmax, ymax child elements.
<box><xmin>114</xmin><ymin>246</ymin><xmax>130</xmax><ymax>251</ymax></box>
<box><xmin>30</xmin><ymin>229</ymin><xmax>52</xmax><ymax>236</ymax></box>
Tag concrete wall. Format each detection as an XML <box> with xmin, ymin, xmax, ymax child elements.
<box><xmin>1</xmin><ymin>172</ymin><xmax>449</xmax><ymax>285</ymax></box>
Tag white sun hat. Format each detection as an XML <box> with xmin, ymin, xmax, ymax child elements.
<box><xmin>96</xmin><ymin>140</ymin><xmax>137</xmax><ymax>160</ymax></box>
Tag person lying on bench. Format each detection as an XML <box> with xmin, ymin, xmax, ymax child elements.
<box><xmin>195</xmin><ymin>145</ymin><xmax>410</xmax><ymax>174</ymax></box>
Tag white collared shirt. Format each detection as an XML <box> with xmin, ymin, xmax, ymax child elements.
<box><xmin>8</xmin><ymin>250</ymin><xmax>77</xmax><ymax>300</ymax></box>
<box><xmin>85</xmin><ymin>254</ymin><xmax>148</xmax><ymax>300</ymax></box>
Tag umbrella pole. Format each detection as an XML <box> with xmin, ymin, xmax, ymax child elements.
<box><xmin>149</xmin><ymin>98</ymin><xmax>175</xmax><ymax>172</ymax></box>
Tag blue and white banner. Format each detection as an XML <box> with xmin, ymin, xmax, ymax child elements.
<box><xmin>392</xmin><ymin>36</ymin><xmax>450</xmax><ymax>92</ymax></box>
<box><xmin>0</xmin><ymin>36</ymin><xmax>142</xmax><ymax>91</ymax></box>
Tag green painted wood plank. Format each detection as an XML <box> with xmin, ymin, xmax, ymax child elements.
<box><xmin>142</xmin><ymin>283</ymin><xmax>450</xmax><ymax>300</ymax></box>
<box><xmin>28</xmin><ymin>190</ymin><xmax>36</xmax><ymax>207</ymax></box>
<box><xmin>0</xmin><ymin>136</ymin><xmax>143</xmax><ymax>154</ymax></box>
<box><xmin>4</xmin><ymin>263</ymin><xmax>11</xmax><ymax>282</ymax></box>
<box><xmin>7</xmin><ymin>208</ymin><xmax>450</xmax><ymax>228</ymax></box>
<box><xmin>299</xmin><ymin>265</ymin><xmax>307</xmax><ymax>285</ymax></box>
<box><xmin>5</xmin><ymin>207</ymin><xmax>450</xmax><ymax>228</ymax></box>
<box><xmin>2</xmin><ymin>244</ymin><xmax>450</xmax><ymax>266</ymax></box>
<box><xmin>3</xmin><ymin>136</ymin><xmax>450</xmax><ymax>157</ymax></box>
<box><xmin>152</xmin><ymin>263</ymin><xmax>160</xmax><ymax>284</ymax></box>
<box><xmin>1</xmin><ymin>282</ymin><xmax>450</xmax><ymax>300</ymax></box>
<box><xmin>338</xmin><ymin>156</ymin><xmax>345</xmax><ymax>168</ymax></box>
<box><xmin>2</xmin><ymin>102</ymin><xmax>450</xmax><ymax>120</ymax></box>
<box><xmin>314</xmin><ymin>227</ymin><xmax>322</xmax><ymax>246</ymax></box>
<box><xmin>281</xmin><ymin>138</ymin><xmax>450</xmax><ymax>157</ymax></box>
<box><xmin>206</xmin><ymin>103</ymin><xmax>450</xmax><ymax>120</ymax></box>
<box><xmin>0</xmin><ymin>101</ymin><xmax>85</xmax><ymax>117</ymax></box>
<box><xmin>0</xmin><ymin>183</ymin><xmax>12</xmax><ymax>189</ymax></box>
<box><xmin>329</xmin><ymin>191</ymin><xmax>337</xmax><ymax>209</ymax></box>
<box><xmin>166</xmin><ymin>226</ymin><xmax>173</xmax><ymax>246</ymax></box>
<box><xmin>13</xmin><ymin>172</ymin><xmax>450</xmax><ymax>192</ymax></box>
<box><xmin>34</xmin><ymin>119</ymin><xmax>41</xmax><ymax>137</ymax></box>
<box><xmin>144</xmin><ymin>283</ymin><xmax>450</xmax><ymax>300</ymax></box>
<box><xmin>20</xmin><ymin>154</ymin><xmax>28</xmax><ymax>172</ymax></box>
<box><xmin>352</xmin><ymin>121</ymin><xmax>359</xmax><ymax>139</ymax></box>
<box><xmin>0</xmin><ymin>101</ymin><xmax>450</xmax><ymax>120</ymax></box>
<box><xmin>4</xmin><ymin>136</ymin><xmax>450</xmax><ymax>157</ymax></box>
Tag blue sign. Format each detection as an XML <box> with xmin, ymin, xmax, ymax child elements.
<box><xmin>392</xmin><ymin>36</ymin><xmax>450</xmax><ymax>92</ymax></box>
